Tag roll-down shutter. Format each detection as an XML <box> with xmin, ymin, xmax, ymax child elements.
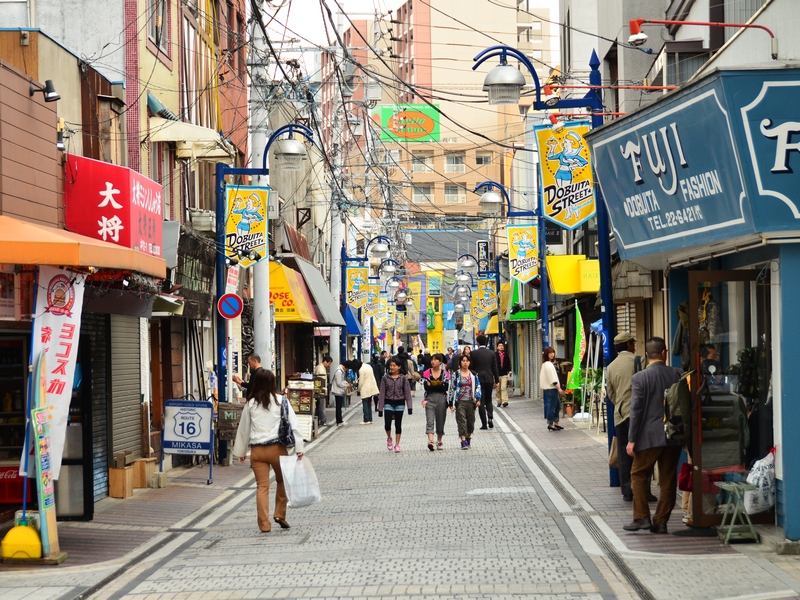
<box><xmin>81</xmin><ymin>313</ymin><xmax>109</xmax><ymax>500</ymax></box>
<box><xmin>110</xmin><ymin>315</ymin><xmax>142</xmax><ymax>460</ymax></box>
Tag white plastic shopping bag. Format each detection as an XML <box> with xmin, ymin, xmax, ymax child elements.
<box><xmin>280</xmin><ymin>455</ymin><xmax>322</xmax><ymax>508</ymax></box>
<box><xmin>744</xmin><ymin>451</ymin><xmax>775</xmax><ymax>515</ymax></box>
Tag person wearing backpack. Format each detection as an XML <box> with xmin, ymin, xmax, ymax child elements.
<box><xmin>623</xmin><ymin>337</ymin><xmax>682</xmax><ymax>535</ymax></box>
<box><xmin>607</xmin><ymin>332</ymin><xmax>656</xmax><ymax>503</ymax></box>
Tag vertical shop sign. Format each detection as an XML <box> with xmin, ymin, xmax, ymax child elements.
<box><xmin>476</xmin><ymin>241</ymin><xmax>490</xmax><ymax>274</ymax></box>
<box><xmin>23</xmin><ymin>267</ymin><xmax>85</xmax><ymax>480</ymax></box>
<box><xmin>225</xmin><ymin>186</ymin><xmax>270</xmax><ymax>268</ymax></box>
<box><xmin>32</xmin><ymin>401</ymin><xmax>60</xmax><ymax>557</ymax></box>
<box><xmin>345</xmin><ymin>266</ymin><xmax>368</xmax><ymax>309</ymax></box>
<box><xmin>363</xmin><ymin>282</ymin><xmax>380</xmax><ymax>318</ymax></box>
<box><xmin>477</xmin><ymin>278</ymin><xmax>497</xmax><ymax>313</ymax></box>
<box><xmin>534</xmin><ymin>121</ymin><xmax>595</xmax><ymax>230</ymax></box>
<box><xmin>506</xmin><ymin>224</ymin><xmax>539</xmax><ymax>284</ymax></box>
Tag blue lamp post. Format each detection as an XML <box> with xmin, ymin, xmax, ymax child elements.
<box><xmin>473</xmin><ymin>47</ymin><xmax>618</xmax><ymax>487</ymax></box>
<box><xmin>340</xmin><ymin>235</ymin><xmax>392</xmax><ymax>361</ymax></box>
<box><xmin>214</xmin><ymin>123</ymin><xmax>315</xmax><ymax>406</ymax></box>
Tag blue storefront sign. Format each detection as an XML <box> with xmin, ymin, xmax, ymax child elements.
<box><xmin>587</xmin><ymin>68</ymin><xmax>800</xmax><ymax>263</ymax></box>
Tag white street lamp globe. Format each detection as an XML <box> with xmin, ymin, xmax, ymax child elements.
<box><xmin>479</xmin><ymin>190</ymin><xmax>504</xmax><ymax>215</ymax></box>
<box><xmin>395</xmin><ymin>290</ymin><xmax>408</xmax><ymax>302</ymax></box>
<box><xmin>459</xmin><ymin>295</ymin><xmax>470</xmax><ymax>303</ymax></box>
<box><xmin>381</xmin><ymin>262</ymin><xmax>397</xmax><ymax>276</ymax></box>
<box><xmin>483</xmin><ymin>63</ymin><xmax>525</xmax><ymax>106</ymax></box>
<box><xmin>457</xmin><ymin>285</ymin><xmax>470</xmax><ymax>296</ymax></box>
<box><xmin>460</xmin><ymin>257</ymin><xmax>476</xmax><ymax>269</ymax></box>
<box><xmin>272</xmin><ymin>137</ymin><xmax>307</xmax><ymax>171</ymax></box>
<box><xmin>387</xmin><ymin>279</ymin><xmax>400</xmax><ymax>292</ymax></box>
<box><xmin>456</xmin><ymin>273</ymin><xmax>471</xmax><ymax>285</ymax></box>
<box><xmin>454</xmin><ymin>302</ymin><xmax>465</xmax><ymax>312</ymax></box>
<box><xmin>371</xmin><ymin>241</ymin><xmax>390</xmax><ymax>259</ymax></box>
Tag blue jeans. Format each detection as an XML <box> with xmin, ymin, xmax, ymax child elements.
<box><xmin>362</xmin><ymin>396</ymin><xmax>374</xmax><ymax>423</ymax></box>
<box><xmin>544</xmin><ymin>388</ymin><xmax>560</xmax><ymax>424</ymax></box>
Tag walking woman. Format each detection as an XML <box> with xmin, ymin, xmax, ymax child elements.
<box><xmin>233</xmin><ymin>369</ymin><xmax>304</xmax><ymax>532</ymax></box>
<box><xmin>540</xmin><ymin>346</ymin><xmax>563</xmax><ymax>431</ymax></box>
<box><xmin>449</xmin><ymin>353</ymin><xmax>482</xmax><ymax>449</ymax></box>
<box><xmin>422</xmin><ymin>353</ymin><xmax>450</xmax><ymax>451</ymax></box>
<box><xmin>378</xmin><ymin>356</ymin><xmax>413</xmax><ymax>453</ymax></box>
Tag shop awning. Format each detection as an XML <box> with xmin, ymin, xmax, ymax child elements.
<box><xmin>0</xmin><ymin>215</ymin><xmax>166</xmax><ymax>278</ymax></box>
<box><xmin>546</xmin><ymin>255</ymin><xmax>600</xmax><ymax>294</ymax></box>
<box><xmin>345</xmin><ymin>305</ymin><xmax>362</xmax><ymax>336</ymax></box>
<box><xmin>269</xmin><ymin>261</ymin><xmax>316</xmax><ymax>323</ymax></box>
<box><xmin>149</xmin><ymin>116</ymin><xmax>235</xmax><ymax>164</ymax></box>
<box><xmin>282</xmin><ymin>256</ymin><xmax>346</xmax><ymax>327</ymax></box>
<box><xmin>152</xmin><ymin>293</ymin><xmax>184</xmax><ymax>316</ymax></box>
<box><xmin>485</xmin><ymin>315</ymin><xmax>499</xmax><ymax>335</ymax></box>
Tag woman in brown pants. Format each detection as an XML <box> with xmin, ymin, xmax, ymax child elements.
<box><xmin>233</xmin><ymin>369</ymin><xmax>304</xmax><ymax>532</ymax></box>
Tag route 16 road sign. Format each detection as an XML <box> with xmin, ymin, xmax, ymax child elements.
<box><xmin>163</xmin><ymin>399</ymin><xmax>213</xmax><ymax>455</ymax></box>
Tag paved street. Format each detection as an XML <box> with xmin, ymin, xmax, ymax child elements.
<box><xmin>1</xmin><ymin>393</ymin><xmax>799</xmax><ymax>600</ymax></box>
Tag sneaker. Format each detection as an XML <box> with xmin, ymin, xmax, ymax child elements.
<box><xmin>488</xmin><ymin>420</ymin><xmax>494</xmax><ymax>429</ymax></box>
<box><xmin>427</xmin><ymin>441</ymin><xmax>435</xmax><ymax>452</ymax></box>
<box><xmin>466</xmin><ymin>438</ymin><xmax>471</xmax><ymax>447</ymax></box>
<box><xmin>437</xmin><ymin>441</ymin><xmax>443</xmax><ymax>450</ymax></box>
<box><xmin>394</xmin><ymin>444</ymin><xmax>402</xmax><ymax>453</ymax></box>
<box><xmin>461</xmin><ymin>440</ymin><xmax>468</xmax><ymax>450</ymax></box>
<box><xmin>360</xmin><ymin>421</ymin><xmax>368</xmax><ymax>425</ymax></box>
<box><xmin>387</xmin><ymin>438</ymin><xmax>394</xmax><ymax>451</ymax></box>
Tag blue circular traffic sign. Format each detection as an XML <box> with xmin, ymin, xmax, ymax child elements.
<box><xmin>218</xmin><ymin>293</ymin><xmax>243</xmax><ymax>319</ymax></box>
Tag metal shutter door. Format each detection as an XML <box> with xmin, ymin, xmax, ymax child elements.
<box><xmin>110</xmin><ymin>315</ymin><xmax>142</xmax><ymax>460</ymax></box>
<box><xmin>81</xmin><ymin>313</ymin><xmax>109</xmax><ymax>501</ymax></box>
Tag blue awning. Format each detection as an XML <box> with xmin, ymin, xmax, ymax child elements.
<box><xmin>345</xmin><ymin>305</ymin><xmax>363</xmax><ymax>336</ymax></box>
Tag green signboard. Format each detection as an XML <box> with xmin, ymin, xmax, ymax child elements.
<box><xmin>374</xmin><ymin>104</ymin><xmax>440</xmax><ymax>142</ymax></box>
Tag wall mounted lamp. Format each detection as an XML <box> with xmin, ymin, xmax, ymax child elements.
<box><xmin>30</xmin><ymin>80</ymin><xmax>61</xmax><ymax>102</ymax></box>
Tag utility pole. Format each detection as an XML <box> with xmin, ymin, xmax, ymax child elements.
<box><xmin>250</xmin><ymin>12</ymin><xmax>273</xmax><ymax>371</ymax></box>
<box><xmin>329</xmin><ymin>11</ymin><xmax>346</xmax><ymax>368</ymax></box>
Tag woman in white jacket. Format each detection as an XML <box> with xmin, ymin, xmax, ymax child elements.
<box><xmin>353</xmin><ymin>360</ymin><xmax>379</xmax><ymax>424</ymax></box>
<box><xmin>233</xmin><ymin>369</ymin><xmax>304</xmax><ymax>532</ymax></box>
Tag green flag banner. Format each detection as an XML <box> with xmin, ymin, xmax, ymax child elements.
<box><xmin>566</xmin><ymin>302</ymin><xmax>586</xmax><ymax>389</ymax></box>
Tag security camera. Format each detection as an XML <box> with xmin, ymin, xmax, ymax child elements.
<box><xmin>628</xmin><ymin>32</ymin><xmax>648</xmax><ymax>47</ymax></box>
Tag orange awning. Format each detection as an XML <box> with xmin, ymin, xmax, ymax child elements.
<box><xmin>269</xmin><ymin>261</ymin><xmax>316</xmax><ymax>323</ymax></box>
<box><xmin>0</xmin><ymin>215</ymin><xmax>166</xmax><ymax>278</ymax></box>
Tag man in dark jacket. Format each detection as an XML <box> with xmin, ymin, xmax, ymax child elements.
<box><xmin>470</xmin><ymin>335</ymin><xmax>499</xmax><ymax>429</ymax></box>
<box><xmin>370</xmin><ymin>354</ymin><xmax>385</xmax><ymax>410</ymax></box>
<box><xmin>623</xmin><ymin>337</ymin><xmax>682</xmax><ymax>534</ymax></box>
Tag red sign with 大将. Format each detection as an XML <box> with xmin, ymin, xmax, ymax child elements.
<box><xmin>64</xmin><ymin>154</ymin><xmax>163</xmax><ymax>257</ymax></box>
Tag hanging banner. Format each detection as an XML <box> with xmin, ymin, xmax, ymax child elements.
<box><xmin>396</xmin><ymin>311</ymin><xmax>406</xmax><ymax>334</ymax></box>
<box><xmin>345</xmin><ymin>266</ymin><xmax>368</xmax><ymax>309</ymax></box>
<box><xmin>471</xmin><ymin>296</ymin><xmax>487</xmax><ymax>320</ymax></box>
<box><xmin>363</xmin><ymin>283</ymin><xmax>380</xmax><ymax>318</ymax></box>
<box><xmin>506</xmin><ymin>223</ymin><xmax>539</xmax><ymax>284</ymax></box>
<box><xmin>534</xmin><ymin>121</ymin><xmax>595</xmax><ymax>230</ymax></box>
<box><xmin>476</xmin><ymin>240</ymin><xmax>490</xmax><ymax>274</ymax></box>
<box><xmin>567</xmin><ymin>303</ymin><xmax>587</xmax><ymax>389</ymax></box>
<box><xmin>375</xmin><ymin>295</ymin><xmax>389</xmax><ymax>327</ymax></box>
<box><xmin>24</xmin><ymin>266</ymin><xmax>86</xmax><ymax>480</ymax></box>
<box><xmin>477</xmin><ymin>278</ymin><xmax>497</xmax><ymax>314</ymax></box>
<box><xmin>225</xmin><ymin>185</ymin><xmax>270</xmax><ymax>268</ymax></box>
<box><xmin>463</xmin><ymin>313</ymin><xmax>474</xmax><ymax>332</ymax></box>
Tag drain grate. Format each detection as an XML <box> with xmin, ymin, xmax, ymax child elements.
<box><xmin>517</xmin><ymin>435</ymin><xmax>655</xmax><ymax>600</ymax></box>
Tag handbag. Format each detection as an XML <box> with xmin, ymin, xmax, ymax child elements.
<box><xmin>277</xmin><ymin>395</ymin><xmax>296</xmax><ymax>448</ymax></box>
<box><xmin>678</xmin><ymin>462</ymin><xmax>693</xmax><ymax>492</ymax></box>
<box><xmin>608</xmin><ymin>436</ymin><xmax>619</xmax><ymax>468</ymax></box>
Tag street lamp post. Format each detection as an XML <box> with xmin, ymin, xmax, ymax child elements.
<box><xmin>473</xmin><ymin>46</ymin><xmax>618</xmax><ymax>487</ymax></box>
<box><xmin>215</xmin><ymin>123</ymin><xmax>315</xmax><ymax>407</ymax></box>
<box><xmin>339</xmin><ymin>235</ymin><xmax>392</xmax><ymax>361</ymax></box>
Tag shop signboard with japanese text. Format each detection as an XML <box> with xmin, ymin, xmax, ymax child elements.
<box><xmin>374</xmin><ymin>104</ymin><xmax>440</xmax><ymax>142</ymax></box>
<box><xmin>506</xmin><ymin>224</ymin><xmax>539</xmax><ymax>284</ymax></box>
<box><xmin>587</xmin><ymin>77</ymin><xmax>752</xmax><ymax>260</ymax></box>
<box><xmin>64</xmin><ymin>154</ymin><xmax>163</xmax><ymax>257</ymax></box>
<box><xmin>345</xmin><ymin>267</ymin><xmax>368</xmax><ymax>309</ymax></box>
<box><xmin>22</xmin><ymin>267</ymin><xmax>85</xmax><ymax>481</ymax></box>
<box><xmin>534</xmin><ymin>122</ymin><xmax>595</xmax><ymax>230</ymax></box>
<box><xmin>476</xmin><ymin>241</ymin><xmax>490</xmax><ymax>274</ymax></box>
<box><xmin>225</xmin><ymin>186</ymin><xmax>270</xmax><ymax>269</ymax></box>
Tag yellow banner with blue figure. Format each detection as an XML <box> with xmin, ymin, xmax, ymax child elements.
<box><xmin>477</xmin><ymin>278</ymin><xmax>497</xmax><ymax>314</ymax></box>
<box><xmin>506</xmin><ymin>223</ymin><xmax>538</xmax><ymax>284</ymax></box>
<box><xmin>225</xmin><ymin>185</ymin><xmax>269</xmax><ymax>268</ymax></box>
<box><xmin>534</xmin><ymin>121</ymin><xmax>595</xmax><ymax>230</ymax></box>
<box><xmin>363</xmin><ymin>283</ymin><xmax>380</xmax><ymax>318</ymax></box>
<box><xmin>345</xmin><ymin>266</ymin><xmax>368</xmax><ymax>309</ymax></box>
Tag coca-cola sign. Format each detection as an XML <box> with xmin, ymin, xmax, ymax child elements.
<box><xmin>0</xmin><ymin>466</ymin><xmax>22</xmax><ymax>480</ymax></box>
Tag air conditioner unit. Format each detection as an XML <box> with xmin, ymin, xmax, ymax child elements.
<box><xmin>188</xmin><ymin>208</ymin><xmax>216</xmax><ymax>235</ymax></box>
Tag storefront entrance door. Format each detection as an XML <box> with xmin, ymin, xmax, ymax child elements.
<box><xmin>687</xmin><ymin>270</ymin><xmax>773</xmax><ymax>528</ymax></box>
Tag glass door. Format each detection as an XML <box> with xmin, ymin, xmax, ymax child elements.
<box><xmin>687</xmin><ymin>270</ymin><xmax>773</xmax><ymax>528</ymax></box>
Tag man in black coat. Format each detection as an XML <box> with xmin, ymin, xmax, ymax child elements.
<box><xmin>470</xmin><ymin>335</ymin><xmax>500</xmax><ymax>429</ymax></box>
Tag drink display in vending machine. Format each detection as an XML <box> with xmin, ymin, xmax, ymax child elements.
<box><xmin>0</xmin><ymin>336</ymin><xmax>31</xmax><ymax>504</ymax></box>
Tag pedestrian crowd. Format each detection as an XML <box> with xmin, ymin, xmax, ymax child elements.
<box><xmin>315</xmin><ymin>335</ymin><xmax>513</xmax><ymax>452</ymax></box>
